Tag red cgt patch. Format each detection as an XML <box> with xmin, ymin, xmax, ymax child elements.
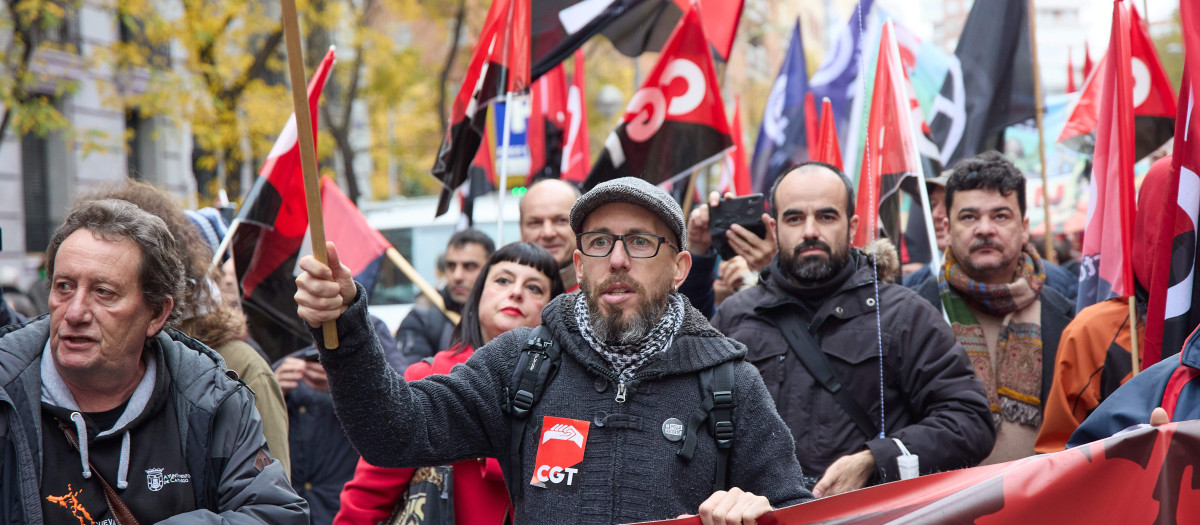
<box><xmin>530</xmin><ymin>416</ymin><xmax>590</xmax><ymax>490</ymax></box>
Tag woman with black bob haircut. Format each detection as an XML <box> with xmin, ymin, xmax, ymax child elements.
<box><xmin>336</xmin><ymin>241</ymin><xmax>564</xmax><ymax>525</ymax></box>
<box><xmin>453</xmin><ymin>241</ymin><xmax>566</xmax><ymax>351</ymax></box>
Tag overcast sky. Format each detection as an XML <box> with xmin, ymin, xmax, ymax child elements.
<box><xmin>882</xmin><ymin>0</ymin><xmax>1178</xmax><ymax>55</ymax></box>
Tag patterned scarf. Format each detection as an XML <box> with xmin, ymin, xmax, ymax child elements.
<box><xmin>575</xmin><ymin>292</ymin><xmax>685</xmax><ymax>382</ymax></box>
<box><xmin>939</xmin><ymin>242</ymin><xmax>1046</xmax><ymax>427</ymax></box>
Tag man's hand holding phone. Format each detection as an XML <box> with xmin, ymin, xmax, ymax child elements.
<box><xmin>689</xmin><ymin>192</ymin><xmax>777</xmax><ymax>270</ymax></box>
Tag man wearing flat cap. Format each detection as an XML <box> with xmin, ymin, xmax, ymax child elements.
<box><xmin>295</xmin><ymin>177</ymin><xmax>811</xmax><ymax>524</ymax></box>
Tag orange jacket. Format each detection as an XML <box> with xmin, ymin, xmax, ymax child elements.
<box><xmin>1035</xmin><ymin>298</ymin><xmax>1141</xmax><ymax>453</ymax></box>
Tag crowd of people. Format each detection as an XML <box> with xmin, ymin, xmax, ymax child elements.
<box><xmin>0</xmin><ymin>150</ymin><xmax>1189</xmax><ymax>524</ymax></box>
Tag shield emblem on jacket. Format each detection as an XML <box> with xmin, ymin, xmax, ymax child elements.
<box><xmin>146</xmin><ymin>468</ymin><xmax>165</xmax><ymax>492</ymax></box>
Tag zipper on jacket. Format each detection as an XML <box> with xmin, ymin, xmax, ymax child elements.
<box><xmin>615</xmin><ymin>383</ymin><xmax>627</xmax><ymax>403</ymax></box>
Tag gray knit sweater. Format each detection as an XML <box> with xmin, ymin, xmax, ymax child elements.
<box><xmin>313</xmin><ymin>286</ymin><xmax>811</xmax><ymax>524</ymax></box>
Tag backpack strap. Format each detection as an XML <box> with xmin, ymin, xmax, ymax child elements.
<box><xmin>502</xmin><ymin>326</ymin><xmax>560</xmax><ymax>499</ymax></box>
<box><xmin>677</xmin><ymin>360</ymin><xmax>737</xmax><ymax>492</ymax></box>
<box><xmin>766</xmin><ymin>308</ymin><xmax>879</xmax><ymax>440</ymax></box>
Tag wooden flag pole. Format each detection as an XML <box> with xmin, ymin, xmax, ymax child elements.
<box><xmin>385</xmin><ymin>247</ymin><xmax>462</xmax><ymax>326</ymax></box>
<box><xmin>1028</xmin><ymin>0</ymin><xmax>1055</xmax><ymax>262</ymax></box>
<box><xmin>281</xmin><ymin>0</ymin><xmax>339</xmax><ymax>349</ymax></box>
<box><xmin>1130</xmin><ymin>296</ymin><xmax>1141</xmax><ymax>375</ymax></box>
<box><xmin>211</xmin><ymin>219</ymin><xmax>240</xmax><ymax>268</ymax></box>
<box><xmin>682</xmin><ymin>167</ymin><xmax>700</xmax><ymax>219</ymax></box>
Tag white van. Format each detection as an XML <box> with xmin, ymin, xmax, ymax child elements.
<box><xmin>362</xmin><ymin>191</ymin><xmax>521</xmax><ymax>334</ymax></box>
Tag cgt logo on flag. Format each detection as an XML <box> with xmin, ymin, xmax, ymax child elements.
<box><xmin>530</xmin><ymin>416</ymin><xmax>590</xmax><ymax>490</ymax></box>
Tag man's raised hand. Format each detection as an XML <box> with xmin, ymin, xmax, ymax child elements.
<box><xmin>295</xmin><ymin>241</ymin><xmax>357</xmax><ymax>328</ymax></box>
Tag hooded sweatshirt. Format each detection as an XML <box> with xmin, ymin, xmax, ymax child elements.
<box><xmin>40</xmin><ymin>342</ymin><xmax>199</xmax><ymax>523</ymax></box>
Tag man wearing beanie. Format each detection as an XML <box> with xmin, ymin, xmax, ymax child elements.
<box><xmin>293</xmin><ymin>177</ymin><xmax>811</xmax><ymax>524</ymax></box>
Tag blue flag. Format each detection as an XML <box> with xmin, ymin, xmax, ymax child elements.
<box><xmin>809</xmin><ymin>0</ymin><xmax>874</xmax><ymax>160</ymax></box>
<box><xmin>750</xmin><ymin>21</ymin><xmax>809</xmax><ymax>195</ymax></box>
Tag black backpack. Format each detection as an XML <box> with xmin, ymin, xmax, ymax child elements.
<box><xmin>501</xmin><ymin>326</ymin><xmax>736</xmax><ymax>500</ymax></box>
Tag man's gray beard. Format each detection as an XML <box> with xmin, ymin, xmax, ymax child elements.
<box><xmin>583</xmin><ymin>280</ymin><xmax>669</xmax><ymax>345</ymax></box>
<box><xmin>588</xmin><ymin>299</ymin><xmax>662</xmax><ymax>345</ymax></box>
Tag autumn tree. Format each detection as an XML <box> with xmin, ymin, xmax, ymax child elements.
<box><xmin>0</xmin><ymin>0</ymin><xmax>83</xmax><ymax>143</ymax></box>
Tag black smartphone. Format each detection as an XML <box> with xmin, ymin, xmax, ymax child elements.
<box><xmin>301</xmin><ymin>348</ymin><xmax>321</xmax><ymax>362</ymax></box>
<box><xmin>709</xmin><ymin>194</ymin><xmax>767</xmax><ymax>259</ymax></box>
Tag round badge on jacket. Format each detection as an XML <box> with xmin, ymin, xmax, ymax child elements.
<box><xmin>662</xmin><ymin>418</ymin><xmax>685</xmax><ymax>442</ymax></box>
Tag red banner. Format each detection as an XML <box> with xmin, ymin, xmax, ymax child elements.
<box><xmin>634</xmin><ymin>420</ymin><xmax>1200</xmax><ymax>524</ymax></box>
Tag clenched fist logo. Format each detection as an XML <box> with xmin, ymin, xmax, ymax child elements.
<box><xmin>541</xmin><ymin>423</ymin><xmax>585</xmax><ymax>448</ymax></box>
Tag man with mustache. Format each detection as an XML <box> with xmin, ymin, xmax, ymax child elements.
<box><xmin>294</xmin><ymin>177</ymin><xmax>812</xmax><ymax>524</ymax></box>
<box><xmin>910</xmin><ymin>151</ymin><xmax>1075</xmax><ymax>464</ymax></box>
<box><xmin>714</xmin><ymin>161</ymin><xmax>994</xmax><ymax>498</ymax></box>
<box><xmin>395</xmin><ymin>229</ymin><xmax>494</xmax><ymax>366</ymax></box>
<box><xmin>520</xmin><ymin>178</ymin><xmax>582</xmax><ymax>292</ymax></box>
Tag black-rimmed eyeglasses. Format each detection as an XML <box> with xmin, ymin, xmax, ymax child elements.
<box><xmin>576</xmin><ymin>232</ymin><xmax>678</xmax><ymax>259</ymax></box>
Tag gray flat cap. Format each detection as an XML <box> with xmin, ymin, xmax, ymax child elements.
<box><xmin>570</xmin><ymin>177</ymin><xmax>687</xmax><ymax>252</ymax></box>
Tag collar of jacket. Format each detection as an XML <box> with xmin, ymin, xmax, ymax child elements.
<box><xmin>754</xmin><ymin>249</ymin><xmax>883</xmax><ymax>331</ymax></box>
<box><xmin>0</xmin><ymin>317</ymin><xmax>243</xmax><ymax>431</ymax></box>
<box><xmin>1183</xmin><ymin>324</ymin><xmax>1200</xmax><ymax>371</ymax></box>
<box><xmin>537</xmin><ymin>292</ymin><xmax>745</xmax><ymax>380</ymax></box>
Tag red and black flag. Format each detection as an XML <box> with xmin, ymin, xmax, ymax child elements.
<box><xmin>315</xmin><ymin>178</ymin><xmax>392</xmax><ymax>293</ymax></box>
<box><xmin>583</xmin><ymin>6</ymin><xmax>732</xmax><ymax>190</ymax></box>
<box><xmin>460</xmin><ymin>125</ymin><xmax>497</xmax><ymax>228</ymax></box>
<box><xmin>532</xmin><ymin>0</ymin><xmax>744</xmax><ymax>80</ymax></box>
<box><xmin>1143</xmin><ymin>1</ymin><xmax>1200</xmax><ymax>365</ymax></box>
<box><xmin>230</xmin><ymin>49</ymin><xmax>335</xmax><ymax>357</ymax></box>
<box><xmin>1077</xmin><ymin>0</ymin><xmax>1138</xmax><ymax>313</ymax></box>
<box><xmin>560</xmin><ymin>49</ymin><xmax>591</xmax><ymax>184</ymax></box>
<box><xmin>527</xmin><ymin>61</ymin><xmax>569</xmax><ymax>183</ymax></box>
<box><xmin>432</xmin><ymin>0</ymin><xmax>530</xmax><ymax>217</ymax></box>
<box><xmin>928</xmin><ymin>0</ymin><xmax>1035</xmax><ymax>167</ymax></box>
<box><xmin>1059</xmin><ymin>5</ymin><xmax>1176</xmax><ymax>160</ymax></box>
<box><xmin>851</xmin><ymin>20</ymin><xmax>934</xmax><ymax>269</ymax></box>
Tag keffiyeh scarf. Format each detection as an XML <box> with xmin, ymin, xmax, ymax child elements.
<box><xmin>575</xmin><ymin>292</ymin><xmax>685</xmax><ymax>382</ymax></box>
<box><xmin>940</xmin><ymin>242</ymin><xmax>1046</xmax><ymax>427</ymax></box>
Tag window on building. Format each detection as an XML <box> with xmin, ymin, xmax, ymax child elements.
<box><xmin>21</xmin><ymin>132</ymin><xmax>52</xmax><ymax>253</ymax></box>
<box><xmin>118</xmin><ymin>11</ymin><xmax>171</xmax><ymax>68</ymax></box>
<box><xmin>126</xmin><ymin>109</ymin><xmax>159</xmax><ymax>180</ymax></box>
<box><xmin>31</xmin><ymin>2</ymin><xmax>81</xmax><ymax>52</ymax></box>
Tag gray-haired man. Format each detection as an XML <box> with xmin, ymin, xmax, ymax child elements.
<box><xmin>0</xmin><ymin>199</ymin><xmax>307</xmax><ymax>524</ymax></box>
<box><xmin>296</xmin><ymin>177</ymin><xmax>812</xmax><ymax>524</ymax></box>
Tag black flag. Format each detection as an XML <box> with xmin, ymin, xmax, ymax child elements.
<box><xmin>928</xmin><ymin>0</ymin><xmax>1035</xmax><ymax>168</ymax></box>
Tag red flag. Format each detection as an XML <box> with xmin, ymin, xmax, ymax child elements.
<box><xmin>813</xmin><ymin>97</ymin><xmax>842</xmax><ymax>170</ymax></box>
<box><xmin>804</xmin><ymin>91</ymin><xmax>818</xmax><ymax>153</ymax></box>
<box><xmin>1059</xmin><ymin>7</ymin><xmax>1176</xmax><ymax>159</ymax></box>
<box><xmin>1083</xmin><ymin>41</ymin><xmax>1095</xmax><ymax>79</ymax></box>
<box><xmin>527</xmin><ymin>62</ymin><xmax>569</xmax><ymax>182</ymax></box>
<box><xmin>318</xmin><ymin>178</ymin><xmax>392</xmax><ymax>290</ymax></box>
<box><xmin>718</xmin><ymin>96</ymin><xmax>750</xmax><ymax>196</ymax></box>
<box><xmin>432</xmin><ymin>0</ymin><xmax>530</xmax><ymax>216</ymax></box>
<box><xmin>1143</xmin><ymin>2</ymin><xmax>1200</xmax><ymax>365</ymax></box>
<box><xmin>852</xmin><ymin>20</ymin><xmax>924</xmax><ymax>248</ymax></box>
<box><xmin>584</xmin><ymin>5</ymin><xmax>732</xmax><ymax>190</ymax></box>
<box><xmin>230</xmin><ymin>48</ymin><xmax>335</xmax><ymax>347</ymax></box>
<box><xmin>1077</xmin><ymin>0</ymin><xmax>1137</xmax><ymax>311</ymax></box>
<box><xmin>1067</xmin><ymin>47</ymin><xmax>1077</xmax><ymax>93</ymax></box>
<box><xmin>561</xmin><ymin>49</ymin><xmax>590</xmax><ymax>184</ymax></box>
